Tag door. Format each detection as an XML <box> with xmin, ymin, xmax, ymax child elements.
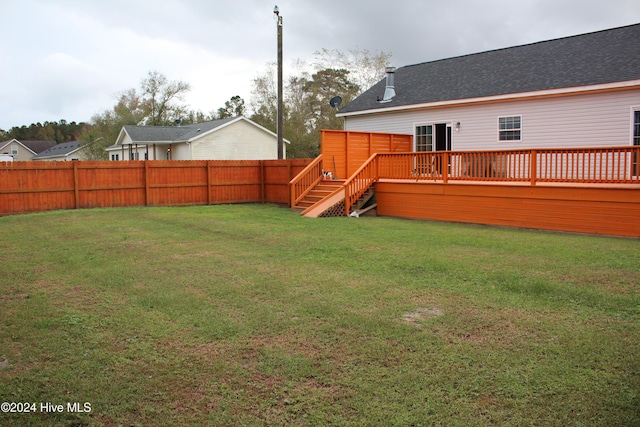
<box><xmin>634</xmin><ymin>110</ymin><xmax>640</xmax><ymax>176</ymax></box>
<box><xmin>434</xmin><ymin>123</ymin><xmax>451</xmax><ymax>174</ymax></box>
<box><xmin>415</xmin><ymin>123</ymin><xmax>451</xmax><ymax>152</ymax></box>
<box><xmin>415</xmin><ymin>123</ymin><xmax>451</xmax><ymax>175</ymax></box>
<box><xmin>435</xmin><ymin>123</ymin><xmax>450</xmax><ymax>151</ymax></box>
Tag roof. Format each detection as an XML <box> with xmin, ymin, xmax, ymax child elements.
<box><xmin>339</xmin><ymin>23</ymin><xmax>640</xmax><ymax>115</ymax></box>
<box><xmin>120</xmin><ymin>117</ymin><xmax>238</xmax><ymax>144</ymax></box>
<box><xmin>111</xmin><ymin>116</ymin><xmax>290</xmax><ymax>149</ymax></box>
<box><xmin>20</xmin><ymin>140</ymin><xmax>56</xmax><ymax>154</ymax></box>
<box><xmin>32</xmin><ymin>141</ymin><xmax>82</xmax><ymax>159</ymax></box>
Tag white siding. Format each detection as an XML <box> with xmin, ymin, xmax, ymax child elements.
<box><xmin>191</xmin><ymin>120</ymin><xmax>278</xmax><ymax>160</ymax></box>
<box><xmin>171</xmin><ymin>143</ymin><xmax>191</xmax><ymax>160</ymax></box>
<box><xmin>344</xmin><ymin>89</ymin><xmax>640</xmax><ymax>151</ymax></box>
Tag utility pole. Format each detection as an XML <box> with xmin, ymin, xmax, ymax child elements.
<box><xmin>274</xmin><ymin>5</ymin><xmax>284</xmax><ymax>159</ymax></box>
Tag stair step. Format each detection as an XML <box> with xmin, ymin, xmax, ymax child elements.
<box><xmin>315</xmin><ymin>185</ymin><xmax>343</xmax><ymax>191</ymax></box>
<box><xmin>292</xmin><ymin>179</ymin><xmax>349</xmax><ymax>216</ymax></box>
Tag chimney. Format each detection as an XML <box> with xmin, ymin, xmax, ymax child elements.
<box><xmin>380</xmin><ymin>66</ymin><xmax>396</xmax><ymax>103</ymax></box>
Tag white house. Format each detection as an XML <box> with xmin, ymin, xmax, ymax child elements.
<box><xmin>106</xmin><ymin>116</ymin><xmax>288</xmax><ymax>161</ymax></box>
<box><xmin>337</xmin><ymin>24</ymin><xmax>640</xmax><ymax>153</ymax></box>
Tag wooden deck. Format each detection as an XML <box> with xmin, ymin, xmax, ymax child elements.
<box><xmin>289</xmin><ymin>134</ymin><xmax>640</xmax><ymax>237</ymax></box>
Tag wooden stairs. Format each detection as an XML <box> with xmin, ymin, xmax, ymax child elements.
<box><xmin>293</xmin><ymin>179</ymin><xmax>377</xmax><ymax>218</ymax></box>
<box><xmin>292</xmin><ymin>179</ymin><xmax>345</xmax><ymax>212</ymax></box>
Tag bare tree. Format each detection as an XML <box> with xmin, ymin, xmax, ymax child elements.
<box><xmin>140</xmin><ymin>71</ymin><xmax>191</xmax><ymax>126</ymax></box>
<box><xmin>313</xmin><ymin>48</ymin><xmax>392</xmax><ymax>94</ymax></box>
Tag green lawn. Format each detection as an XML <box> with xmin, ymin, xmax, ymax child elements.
<box><xmin>0</xmin><ymin>205</ymin><xmax>638</xmax><ymax>426</ymax></box>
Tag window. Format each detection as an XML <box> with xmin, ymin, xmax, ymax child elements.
<box><xmin>11</xmin><ymin>145</ymin><xmax>18</xmax><ymax>157</ymax></box>
<box><xmin>415</xmin><ymin>125</ymin><xmax>433</xmax><ymax>152</ymax></box>
<box><xmin>499</xmin><ymin>116</ymin><xmax>522</xmax><ymax>141</ymax></box>
<box><xmin>111</xmin><ymin>154</ymin><xmax>119</xmax><ymax>161</ymax></box>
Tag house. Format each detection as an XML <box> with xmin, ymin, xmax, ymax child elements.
<box><xmin>337</xmin><ymin>23</ymin><xmax>640</xmax><ymax>153</ymax></box>
<box><xmin>106</xmin><ymin>116</ymin><xmax>288</xmax><ymax>161</ymax></box>
<box><xmin>0</xmin><ymin>139</ymin><xmax>56</xmax><ymax>161</ymax></box>
<box><xmin>290</xmin><ymin>24</ymin><xmax>640</xmax><ymax>237</ymax></box>
<box><xmin>31</xmin><ymin>141</ymin><xmax>94</xmax><ymax>161</ymax></box>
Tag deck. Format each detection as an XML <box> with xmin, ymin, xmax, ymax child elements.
<box><xmin>290</xmin><ymin>138</ymin><xmax>640</xmax><ymax>237</ymax></box>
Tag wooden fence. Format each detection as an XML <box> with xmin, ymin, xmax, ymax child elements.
<box><xmin>0</xmin><ymin>159</ymin><xmax>312</xmax><ymax>216</ymax></box>
<box><xmin>321</xmin><ymin>130</ymin><xmax>413</xmax><ymax>179</ymax></box>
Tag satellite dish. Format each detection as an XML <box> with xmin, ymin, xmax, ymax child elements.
<box><xmin>329</xmin><ymin>96</ymin><xmax>342</xmax><ymax>109</ymax></box>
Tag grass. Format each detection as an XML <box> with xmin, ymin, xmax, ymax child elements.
<box><xmin>0</xmin><ymin>204</ymin><xmax>638</xmax><ymax>426</ymax></box>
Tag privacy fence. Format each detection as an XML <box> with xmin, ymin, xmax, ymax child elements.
<box><xmin>0</xmin><ymin>159</ymin><xmax>312</xmax><ymax>216</ymax></box>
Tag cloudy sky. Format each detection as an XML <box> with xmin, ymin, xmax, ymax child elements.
<box><xmin>1</xmin><ymin>0</ymin><xmax>639</xmax><ymax>131</ymax></box>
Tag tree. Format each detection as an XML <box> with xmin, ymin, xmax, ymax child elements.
<box><xmin>4</xmin><ymin>120</ymin><xmax>88</xmax><ymax>143</ymax></box>
<box><xmin>78</xmin><ymin>88</ymin><xmax>146</xmax><ymax>160</ymax></box>
<box><xmin>304</xmin><ymin>68</ymin><xmax>360</xmax><ymax>132</ymax></box>
<box><xmin>140</xmin><ymin>71</ymin><xmax>191</xmax><ymax>126</ymax></box>
<box><xmin>215</xmin><ymin>96</ymin><xmax>245</xmax><ymax>119</ymax></box>
<box><xmin>78</xmin><ymin>71</ymin><xmax>191</xmax><ymax>158</ymax></box>
<box><xmin>249</xmin><ymin>63</ymin><xmax>278</xmax><ymax>132</ymax></box>
<box><xmin>248</xmin><ymin>61</ymin><xmax>363</xmax><ymax>158</ymax></box>
<box><xmin>313</xmin><ymin>48</ymin><xmax>392</xmax><ymax>94</ymax></box>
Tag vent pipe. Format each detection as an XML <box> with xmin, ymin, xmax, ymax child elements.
<box><xmin>380</xmin><ymin>66</ymin><xmax>396</xmax><ymax>103</ymax></box>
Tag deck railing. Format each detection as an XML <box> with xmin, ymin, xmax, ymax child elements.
<box><xmin>289</xmin><ymin>154</ymin><xmax>324</xmax><ymax>207</ymax></box>
<box><xmin>376</xmin><ymin>146</ymin><xmax>640</xmax><ymax>184</ymax></box>
<box><xmin>344</xmin><ymin>154</ymin><xmax>379</xmax><ymax>215</ymax></box>
<box><xmin>345</xmin><ymin>146</ymin><xmax>640</xmax><ymax>214</ymax></box>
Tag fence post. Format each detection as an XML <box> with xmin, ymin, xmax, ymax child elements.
<box><xmin>260</xmin><ymin>160</ymin><xmax>265</xmax><ymax>204</ymax></box>
<box><xmin>144</xmin><ymin>161</ymin><xmax>150</xmax><ymax>206</ymax></box>
<box><xmin>73</xmin><ymin>161</ymin><xmax>80</xmax><ymax>209</ymax></box>
<box><xmin>530</xmin><ymin>149</ymin><xmax>537</xmax><ymax>186</ymax></box>
<box><xmin>207</xmin><ymin>161</ymin><xmax>212</xmax><ymax>205</ymax></box>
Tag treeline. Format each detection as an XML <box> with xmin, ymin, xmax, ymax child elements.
<box><xmin>2</xmin><ymin>120</ymin><xmax>90</xmax><ymax>144</ymax></box>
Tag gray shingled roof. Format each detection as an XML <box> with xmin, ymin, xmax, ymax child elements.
<box><xmin>123</xmin><ymin>117</ymin><xmax>237</xmax><ymax>143</ymax></box>
<box><xmin>32</xmin><ymin>141</ymin><xmax>82</xmax><ymax>159</ymax></box>
<box><xmin>340</xmin><ymin>23</ymin><xmax>640</xmax><ymax>115</ymax></box>
<box><xmin>22</xmin><ymin>140</ymin><xmax>57</xmax><ymax>154</ymax></box>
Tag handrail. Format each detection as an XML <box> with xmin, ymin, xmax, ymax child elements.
<box><xmin>372</xmin><ymin>146</ymin><xmax>640</xmax><ymax>184</ymax></box>
<box><xmin>343</xmin><ymin>153</ymin><xmax>379</xmax><ymax>215</ymax></box>
<box><xmin>289</xmin><ymin>154</ymin><xmax>324</xmax><ymax>207</ymax></box>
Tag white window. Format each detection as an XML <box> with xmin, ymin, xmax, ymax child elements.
<box><xmin>11</xmin><ymin>145</ymin><xmax>18</xmax><ymax>157</ymax></box>
<box><xmin>415</xmin><ymin>125</ymin><xmax>433</xmax><ymax>152</ymax></box>
<box><xmin>111</xmin><ymin>154</ymin><xmax>119</xmax><ymax>161</ymax></box>
<box><xmin>498</xmin><ymin>116</ymin><xmax>522</xmax><ymax>141</ymax></box>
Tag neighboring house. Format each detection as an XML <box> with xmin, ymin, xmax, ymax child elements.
<box><xmin>106</xmin><ymin>116</ymin><xmax>288</xmax><ymax>161</ymax></box>
<box><xmin>338</xmin><ymin>23</ymin><xmax>640</xmax><ymax>153</ymax></box>
<box><xmin>31</xmin><ymin>141</ymin><xmax>93</xmax><ymax>161</ymax></box>
<box><xmin>0</xmin><ymin>139</ymin><xmax>56</xmax><ymax>161</ymax></box>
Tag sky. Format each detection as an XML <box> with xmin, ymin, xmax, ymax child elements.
<box><xmin>1</xmin><ymin>0</ymin><xmax>639</xmax><ymax>131</ymax></box>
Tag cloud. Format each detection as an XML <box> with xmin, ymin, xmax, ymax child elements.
<box><xmin>1</xmin><ymin>0</ymin><xmax>639</xmax><ymax>130</ymax></box>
